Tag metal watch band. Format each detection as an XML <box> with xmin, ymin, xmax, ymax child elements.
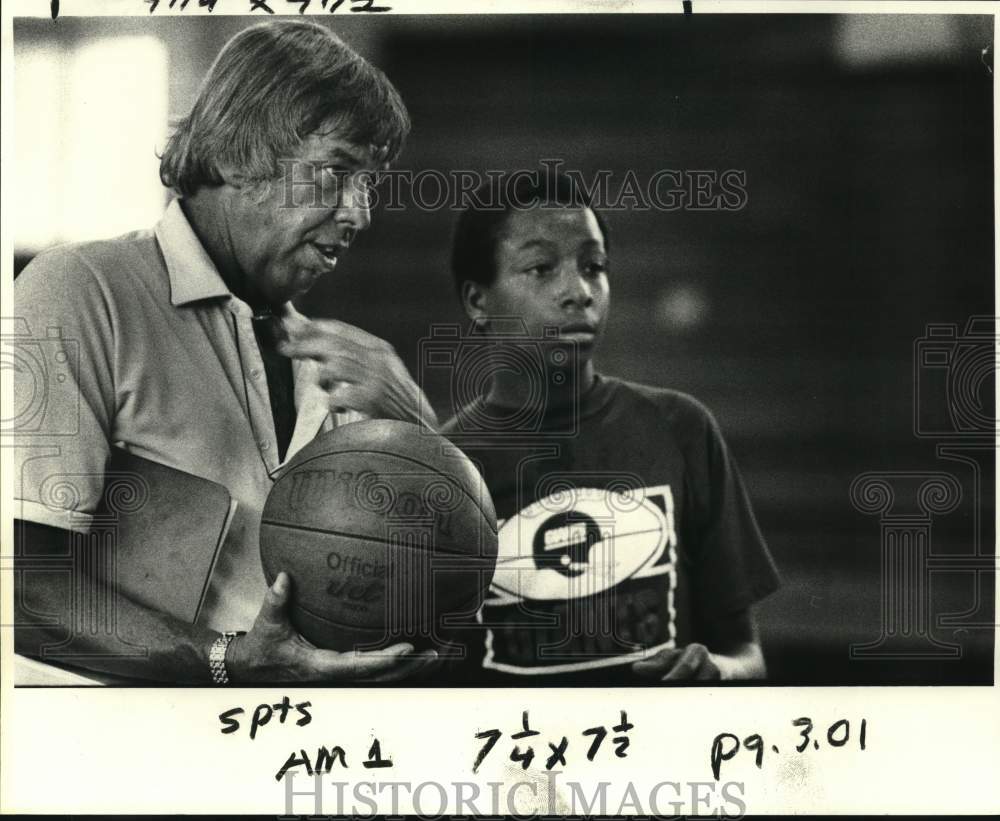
<box><xmin>209</xmin><ymin>631</ymin><xmax>241</xmax><ymax>685</ymax></box>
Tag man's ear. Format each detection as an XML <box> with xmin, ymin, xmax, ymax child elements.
<box><xmin>461</xmin><ymin>280</ymin><xmax>489</xmax><ymax>323</ymax></box>
<box><xmin>216</xmin><ymin>162</ymin><xmax>253</xmax><ymax>190</ymax></box>
<box><xmin>215</xmin><ymin>163</ymin><xmax>246</xmax><ymax>188</ymax></box>
<box><xmin>217</xmin><ymin>164</ymin><xmax>272</xmax><ymax>207</ymax></box>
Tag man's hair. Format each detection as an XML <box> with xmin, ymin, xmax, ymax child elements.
<box><xmin>160</xmin><ymin>21</ymin><xmax>410</xmax><ymax>196</ymax></box>
<box><xmin>450</xmin><ymin>171</ymin><xmax>610</xmax><ymax>298</ymax></box>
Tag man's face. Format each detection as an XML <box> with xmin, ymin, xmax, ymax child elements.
<box><xmin>480</xmin><ymin>205</ymin><xmax>610</xmax><ymax>359</ymax></box>
<box><xmin>225</xmin><ymin>128</ymin><xmax>380</xmax><ymax>308</ymax></box>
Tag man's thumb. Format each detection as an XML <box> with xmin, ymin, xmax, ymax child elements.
<box><xmin>259</xmin><ymin>571</ymin><xmax>291</xmax><ymax>624</ymax></box>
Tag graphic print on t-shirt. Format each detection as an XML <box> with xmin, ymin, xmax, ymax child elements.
<box><xmin>480</xmin><ymin>484</ymin><xmax>677</xmax><ymax>675</ymax></box>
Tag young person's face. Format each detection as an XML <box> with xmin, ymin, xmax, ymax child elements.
<box><xmin>225</xmin><ymin>128</ymin><xmax>380</xmax><ymax>308</ymax></box>
<box><xmin>471</xmin><ymin>204</ymin><xmax>610</xmax><ymax>361</ymax></box>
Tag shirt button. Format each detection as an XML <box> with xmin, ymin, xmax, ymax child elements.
<box><xmin>260</xmin><ymin>441</ymin><xmax>270</xmax><ymax>451</ymax></box>
<box><xmin>250</xmin><ymin>369</ymin><xmax>262</xmax><ymax>379</ymax></box>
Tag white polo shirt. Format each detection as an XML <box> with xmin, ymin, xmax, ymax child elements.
<box><xmin>12</xmin><ymin>199</ymin><xmax>359</xmax><ymax>632</ymax></box>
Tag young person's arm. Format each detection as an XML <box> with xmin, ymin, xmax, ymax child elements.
<box><xmin>632</xmin><ymin>397</ymin><xmax>779</xmax><ymax>683</ymax></box>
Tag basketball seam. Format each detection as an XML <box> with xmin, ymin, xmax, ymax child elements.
<box><xmin>273</xmin><ymin>448</ymin><xmax>497</xmax><ymax>533</ymax></box>
<box><xmin>260</xmin><ymin>518</ymin><xmax>498</xmax><ymax>560</ymax></box>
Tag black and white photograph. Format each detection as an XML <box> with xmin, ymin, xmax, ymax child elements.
<box><xmin>1</xmin><ymin>1</ymin><xmax>997</xmax><ymax>815</ymax></box>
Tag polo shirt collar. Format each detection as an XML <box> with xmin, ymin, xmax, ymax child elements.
<box><xmin>155</xmin><ymin>197</ymin><xmax>232</xmax><ymax>307</ymax></box>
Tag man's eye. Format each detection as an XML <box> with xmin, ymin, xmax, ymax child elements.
<box><xmin>583</xmin><ymin>259</ymin><xmax>609</xmax><ymax>276</ymax></box>
<box><xmin>319</xmin><ymin>167</ymin><xmax>374</xmax><ymax>206</ymax></box>
<box><xmin>321</xmin><ymin>166</ymin><xmax>351</xmax><ymax>189</ymax></box>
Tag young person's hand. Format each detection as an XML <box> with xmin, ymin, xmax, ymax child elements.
<box><xmin>631</xmin><ymin>644</ymin><xmax>723</xmax><ymax>682</ymax></box>
<box><xmin>276</xmin><ymin>310</ymin><xmax>438</xmax><ymax>430</ymax></box>
<box><xmin>227</xmin><ymin>572</ymin><xmax>439</xmax><ymax>684</ymax></box>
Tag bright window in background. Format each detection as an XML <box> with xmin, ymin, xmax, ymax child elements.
<box><xmin>15</xmin><ymin>36</ymin><xmax>168</xmax><ymax>254</ymax></box>
<box><xmin>834</xmin><ymin>15</ymin><xmax>962</xmax><ymax>69</ymax></box>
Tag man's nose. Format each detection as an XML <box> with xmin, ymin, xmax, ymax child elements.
<box><xmin>337</xmin><ymin>178</ymin><xmax>372</xmax><ymax>233</ymax></box>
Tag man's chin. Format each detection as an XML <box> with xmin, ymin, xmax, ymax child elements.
<box><xmin>287</xmin><ymin>268</ymin><xmax>327</xmax><ymax>301</ymax></box>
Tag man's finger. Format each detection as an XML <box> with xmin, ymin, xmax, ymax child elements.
<box><xmin>281</xmin><ymin>321</ymin><xmax>398</xmax><ymax>366</ymax></box>
<box><xmin>311</xmin><ymin>318</ymin><xmax>392</xmax><ymax>351</ymax></box>
<box><xmin>313</xmin><ymin>643</ymin><xmax>417</xmax><ymax>681</ymax></box>
<box><xmin>277</xmin><ymin>318</ymin><xmax>377</xmax><ymax>360</ymax></box>
<box><xmin>273</xmin><ymin>309</ymin><xmax>316</xmax><ymax>348</ymax></box>
<box><xmin>414</xmin><ymin>388</ymin><xmax>439</xmax><ymax>430</ymax></box>
<box><xmin>287</xmin><ymin>316</ymin><xmax>386</xmax><ymax>351</ymax></box>
<box><xmin>325</xmin><ymin>382</ymin><xmax>370</xmax><ymax>413</ymax></box>
<box><xmin>418</xmin><ymin>405</ymin><xmax>440</xmax><ymax>432</ymax></box>
<box><xmin>376</xmin><ymin>377</ymin><xmax>435</xmax><ymax>427</ymax></box>
<box><xmin>352</xmin><ymin>372</ymin><xmax>428</xmax><ymax>425</ymax></box>
<box><xmin>327</xmin><ymin>377</ymin><xmax>418</xmax><ymax>422</ymax></box>
<box><xmin>364</xmin><ymin>650</ymin><xmax>441</xmax><ymax>683</ymax></box>
<box><xmin>275</xmin><ymin>318</ymin><xmax>431</xmax><ymax>425</ymax></box>
<box><xmin>277</xmin><ymin>335</ymin><xmax>366</xmax><ymax>365</ymax></box>
<box><xmin>321</xmin><ymin>372</ymin><xmax>414</xmax><ymax>421</ymax></box>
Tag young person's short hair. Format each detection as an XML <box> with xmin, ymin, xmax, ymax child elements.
<box><xmin>450</xmin><ymin>171</ymin><xmax>610</xmax><ymax>298</ymax></box>
<box><xmin>160</xmin><ymin>20</ymin><xmax>410</xmax><ymax>196</ymax></box>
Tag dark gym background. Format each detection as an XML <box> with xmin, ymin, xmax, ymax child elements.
<box><xmin>13</xmin><ymin>13</ymin><xmax>995</xmax><ymax>685</ymax></box>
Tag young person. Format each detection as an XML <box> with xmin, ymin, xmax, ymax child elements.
<box><xmin>441</xmin><ymin>172</ymin><xmax>780</xmax><ymax>684</ymax></box>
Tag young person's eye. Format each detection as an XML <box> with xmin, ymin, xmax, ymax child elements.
<box><xmin>524</xmin><ymin>262</ymin><xmax>553</xmax><ymax>276</ymax></box>
<box><xmin>583</xmin><ymin>259</ymin><xmax>609</xmax><ymax>276</ymax></box>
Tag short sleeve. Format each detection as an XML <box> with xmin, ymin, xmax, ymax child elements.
<box><xmin>683</xmin><ymin>401</ymin><xmax>780</xmax><ymax>616</ymax></box>
<box><xmin>10</xmin><ymin>249</ymin><xmax>117</xmax><ymax>530</ymax></box>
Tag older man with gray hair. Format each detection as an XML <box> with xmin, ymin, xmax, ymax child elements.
<box><xmin>14</xmin><ymin>21</ymin><xmax>437</xmax><ymax>685</ymax></box>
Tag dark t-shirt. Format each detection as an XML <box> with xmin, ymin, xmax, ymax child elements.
<box><xmin>440</xmin><ymin>373</ymin><xmax>780</xmax><ymax>685</ymax></box>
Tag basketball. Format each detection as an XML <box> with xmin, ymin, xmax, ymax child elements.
<box><xmin>259</xmin><ymin>419</ymin><xmax>498</xmax><ymax>652</ymax></box>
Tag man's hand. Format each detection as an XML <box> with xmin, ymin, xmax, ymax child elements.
<box><xmin>631</xmin><ymin>643</ymin><xmax>723</xmax><ymax>682</ymax></box>
<box><xmin>276</xmin><ymin>310</ymin><xmax>438</xmax><ymax>430</ymax></box>
<box><xmin>227</xmin><ymin>572</ymin><xmax>440</xmax><ymax>684</ymax></box>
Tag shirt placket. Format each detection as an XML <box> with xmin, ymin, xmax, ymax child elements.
<box><xmin>227</xmin><ymin>300</ymin><xmax>280</xmax><ymax>475</ymax></box>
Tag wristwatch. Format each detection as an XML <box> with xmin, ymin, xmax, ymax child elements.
<box><xmin>209</xmin><ymin>631</ymin><xmax>243</xmax><ymax>685</ymax></box>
